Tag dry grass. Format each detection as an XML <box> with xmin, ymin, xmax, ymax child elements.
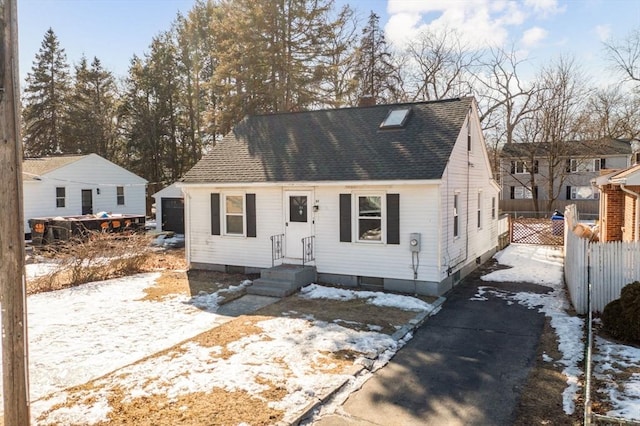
<box><xmin>513</xmin><ymin>318</ymin><xmax>583</xmax><ymax>425</ymax></box>
<box><xmin>26</xmin><ymin>234</ymin><xmax>187</xmax><ymax>295</ymax></box>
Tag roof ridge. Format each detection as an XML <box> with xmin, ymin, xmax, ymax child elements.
<box><xmin>250</xmin><ymin>96</ymin><xmax>473</xmax><ymax>119</ymax></box>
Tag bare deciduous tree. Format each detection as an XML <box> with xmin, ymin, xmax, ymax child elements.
<box><xmin>402</xmin><ymin>26</ymin><xmax>479</xmax><ymax>101</ymax></box>
<box><xmin>604</xmin><ymin>27</ymin><xmax>640</xmax><ymax>84</ymax></box>
<box><xmin>515</xmin><ymin>56</ymin><xmax>591</xmax><ymax>215</ymax></box>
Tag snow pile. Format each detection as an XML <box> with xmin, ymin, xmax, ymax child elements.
<box><xmin>301</xmin><ymin>283</ymin><xmax>434</xmax><ymax>312</ymax></box>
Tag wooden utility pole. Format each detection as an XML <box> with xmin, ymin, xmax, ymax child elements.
<box><xmin>0</xmin><ymin>0</ymin><xmax>31</xmax><ymax>424</ymax></box>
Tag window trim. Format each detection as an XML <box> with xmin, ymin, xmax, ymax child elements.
<box><xmin>56</xmin><ymin>186</ymin><xmax>66</xmax><ymax>208</ymax></box>
<box><xmin>491</xmin><ymin>197</ymin><xmax>496</xmax><ymax>220</ymax></box>
<box><xmin>477</xmin><ymin>191</ymin><xmax>482</xmax><ymax>230</ymax></box>
<box><xmin>569</xmin><ymin>185</ymin><xmax>600</xmax><ymax>200</ymax></box>
<box><xmin>512</xmin><ymin>186</ymin><xmax>533</xmax><ymax>200</ymax></box>
<box><xmin>569</xmin><ymin>158</ymin><xmax>604</xmax><ymax>173</ymax></box>
<box><xmin>453</xmin><ymin>192</ymin><xmax>460</xmax><ymax>238</ymax></box>
<box><xmin>223</xmin><ymin>193</ymin><xmax>246</xmax><ymax>236</ymax></box>
<box><xmin>116</xmin><ymin>186</ymin><xmax>125</xmax><ymax>205</ymax></box>
<box><xmin>354</xmin><ymin>193</ymin><xmax>385</xmax><ymax>244</ymax></box>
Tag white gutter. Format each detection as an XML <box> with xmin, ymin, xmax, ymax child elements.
<box><xmin>620</xmin><ymin>184</ymin><xmax>640</xmax><ymax>242</ymax></box>
<box><xmin>176</xmin><ymin>179</ymin><xmax>443</xmax><ymax>189</ymax></box>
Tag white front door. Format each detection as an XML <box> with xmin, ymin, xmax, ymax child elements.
<box><xmin>284</xmin><ymin>190</ymin><xmax>313</xmax><ymax>260</ymax></box>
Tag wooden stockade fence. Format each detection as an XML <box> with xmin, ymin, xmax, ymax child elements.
<box><xmin>510</xmin><ymin>217</ymin><xmax>564</xmax><ymax>246</ymax></box>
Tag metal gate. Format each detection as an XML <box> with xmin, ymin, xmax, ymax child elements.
<box><xmin>510</xmin><ymin>218</ymin><xmax>564</xmax><ymax>245</ymax></box>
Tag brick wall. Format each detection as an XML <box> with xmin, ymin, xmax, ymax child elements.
<box><xmin>601</xmin><ymin>185</ymin><xmax>624</xmax><ymax>242</ymax></box>
<box><xmin>622</xmin><ymin>185</ymin><xmax>639</xmax><ymax>242</ymax></box>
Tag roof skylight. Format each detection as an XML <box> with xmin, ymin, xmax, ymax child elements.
<box><xmin>380</xmin><ymin>107</ymin><xmax>411</xmax><ymax>129</ymax></box>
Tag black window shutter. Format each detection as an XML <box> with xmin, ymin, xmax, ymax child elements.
<box><xmin>339</xmin><ymin>194</ymin><xmax>351</xmax><ymax>242</ymax></box>
<box><xmin>211</xmin><ymin>193</ymin><xmax>221</xmax><ymax>235</ymax></box>
<box><xmin>510</xmin><ymin>161</ymin><xmax>515</xmax><ymax>174</ymax></box>
<box><xmin>601</xmin><ymin>158</ymin><xmax>606</xmax><ymax>169</ymax></box>
<box><xmin>533</xmin><ymin>186</ymin><xmax>538</xmax><ymax>198</ymax></box>
<box><xmin>566</xmin><ymin>159</ymin><xmax>571</xmax><ymax>173</ymax></box>
<box><xmin>533</xmin><ymin>160</ymin><xmax>539</xmax><ymax>174</ymax></box>
<box><xmin>510</xmin><ymin>186</ymin><xmax>515</xmax><ymax>199</ymax></box>
<box><xmin>246</xmin><ymin>193</ymin><xmax>256</xmax><ymax>237</ymax></box>
<box><xmin>387</xmin><ymin>194</ymin><xmax>400</xmax><ymax>245</ymax></box>
<box><xmin>566</xmin><ymin>186</ymin><xmax>572</xmax><ymax>200</ymax></box>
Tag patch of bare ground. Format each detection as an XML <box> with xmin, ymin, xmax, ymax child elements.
<box><xmin>255</xmin><ymin>288</ymin><xmax>431</xmax><ymax>335</ymax></box>
<box><xmin>513</xmin><ymin>317</ymin><xmax>583</xmax><ymax>425</ymax></box>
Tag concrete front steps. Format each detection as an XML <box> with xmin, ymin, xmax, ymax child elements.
<box><xmin>247</xmin><ymin>264</ymin><xmax>317</xmax><ymax>297</ymax></box>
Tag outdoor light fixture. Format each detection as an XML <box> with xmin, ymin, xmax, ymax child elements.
<box><xmin>97</xmin><ymin>188</ymin><xmax>100</xmax><ymax>195</ymax></box>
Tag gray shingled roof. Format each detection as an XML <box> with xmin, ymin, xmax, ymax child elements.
<box><xmin>181</xmin><ymin>97</ymin><xmax>473</xmax><ymax>184</ymax></box>
<box><xmin>22</xmin><ymin>155</ymin><xmax>88</xmax><ymax>181</ymax></box>
<box><xmin>501</xmin><ymin>138</ymin><xmax>632</xmax><ymax>158</ymax></box>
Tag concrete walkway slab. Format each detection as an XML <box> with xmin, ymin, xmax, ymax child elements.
<box><xmin>217</xmin><ymin>294</ymin><xmax>279</xmax><ymax>316</ymax></box>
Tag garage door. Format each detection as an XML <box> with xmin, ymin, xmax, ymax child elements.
<box><xmin>161</xmin><ymin>198</ymin><xmax>184</xmax><ymax>233</ymax></box>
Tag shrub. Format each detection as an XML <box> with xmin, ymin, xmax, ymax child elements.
<box><xmin>28</xmin><ymin>232</ymin><xmax>152</xmax><ymax>294</ymax></box>
<box><xmin>602</xmin><ymin>281</ymin><xmax>640</xmax><ymax>343</ymax></box>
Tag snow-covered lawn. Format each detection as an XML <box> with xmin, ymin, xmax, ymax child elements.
<box><xmin>2</xmin><ymin>266</ymin><xmax>437</xmax><ymax>424</ymax></box>
<box><xmin>5</xmin><ymin>243</ymin><xmax>640</xmax><ymax>424</ymax></box>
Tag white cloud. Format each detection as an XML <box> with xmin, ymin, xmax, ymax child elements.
<box><xmin>595</xmin><ymin>24</ymin><xmax>611</xmax><ymax>42</ymax></box>
<box><xmin>384</xmin><ymin>0</ymin><xmax>517</xmax><ymax>50</ymax></box>
<box><xmin>384</xmin><ymin>12</ymin><xmax>422</xmax><ymax>48</ymax></box>
<box><xmin>524</xmin><ymin>0</ymin><xmax>565</xmax><ymax>16</ymax></box>
<box><xmin>521</xmin><ymin>26</ymin><xmax>548</xmax><ymax>47</ymax></box>
<box><xmin>383</xmin><ymin>0</ymin><xmax>571</xmax><ymax>53</ymax></box>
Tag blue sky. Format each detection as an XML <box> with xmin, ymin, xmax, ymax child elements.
<box><xmin>17</xmin><ymin>0</ymin><xmax>640</xmax><ymax>85</ymax></box>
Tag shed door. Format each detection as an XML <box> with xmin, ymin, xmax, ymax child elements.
<box><xmin>161</xmin><ymin>198</ymin><xmax>184</xmax><ymax>233</ymax></box>
<box><xmin>81</xmin><ymin>189</ymin><xmax>93</xmax><ymax>215</ymax></box>
<box><xmin>284</xmin><ymin>190</ymin><xmax>313</xmax><ymax>260</ymax></box>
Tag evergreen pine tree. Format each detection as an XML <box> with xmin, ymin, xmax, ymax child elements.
<box><xmin>67</xmin><ymin>56</ymin><xmax>119</xmax><ymax>157</ymax></box>
<box><xmin>22</xmin><ymin>28</ymin><xmax>72</xmax><ymax>156</ymax></box>
<box><xmin>353</xmin><ymin>12</ymin><xmax>401</xmax><ymax>105</ymax></box>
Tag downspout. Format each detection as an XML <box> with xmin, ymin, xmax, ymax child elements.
<box><xmin>620</xmin><ymin>184</ymin><xmax>640</xmax><ymax>242</ymax></box>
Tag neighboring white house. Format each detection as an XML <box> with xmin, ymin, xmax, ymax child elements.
<box><xmin>179</xmin><ymin>97</ymin><xmax>500</xmax><ymax>296</ymax></box>
<box><xmin>22</xmin><ymin>154</ymin><xmax>147</xmax><ymax>236</ymax></box>
<box><xmin>152</xmin><ymin>183</ymin><xmax>184</xmax><ymax>233</ymax></box>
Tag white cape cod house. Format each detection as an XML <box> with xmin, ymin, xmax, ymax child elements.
<box><xmin>179</xmin><ymin>97</ymin><xmax>500</xmax><ymax>296</ymax></box>
<box><xmin>22</xmin><ymin>154</ymin><xmax>147</xmax><ymax>236</ymax></box>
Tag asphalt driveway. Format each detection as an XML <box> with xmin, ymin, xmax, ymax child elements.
<box><xmin>312</xmin><ymin>265</ymin><xmax>551</xmax><ymax>426</ymax></box>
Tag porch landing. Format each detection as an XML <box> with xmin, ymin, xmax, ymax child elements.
<box><xmin>247</xmin><ymin>264</ymin><xmax>317</xmax><ymax>298</ymax></box>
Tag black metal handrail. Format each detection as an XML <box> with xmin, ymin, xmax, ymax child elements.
<box><xmin>270</xmin><ymin>233</ymin><xmax>284</xmax><ymax>266</ymax></box>
<box><xmin>302</xmin><ymin>235</ymin><xmax>315</xmax><ymax>266</ymax></box>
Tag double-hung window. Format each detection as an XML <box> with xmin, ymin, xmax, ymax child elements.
<box><xmin>511</xmin><ymin>160</ymin><xmax>538</xmax><ymax>174</ymax></box>
<box><xmin>567</xmin><ymin>186</ymin><xmax>599</xmax><ymax>200</ymax></box>
<box><xmin>116</xmin><ymin>186</ymin><xmax>125</xmax><ymax>205</ymax></box>
<box><xmin>339</xmin><ymin>193</ymin><xmax>399</xmax><ymax>245</ymax></box>
<box><xmin>453</xmin><ymin>193</ymin><xmax>459</xmax><ymax>238</ymax></box>
<box><xmin>224</xmin><ymin>194</ymin><xmax>245</xmax><ymax>235</ymax></box>
<box><xmin>56</xmin><ymin>187</ymin><xmax>66</xmax><ymax>208</ymax></box>
<box><xmin>357</xmin><ymin>195</ymin><xmax>383</xmax><ymax>242</ymax></box>
<box><xmin>477</xmin><ymin>192</ymin><xmax>482</xmax><ymax>229</ymax></box>
<box><xmin>511</xmin><ymin>186</ymin><xmax>533</xmax><ymax>199</ymax></box>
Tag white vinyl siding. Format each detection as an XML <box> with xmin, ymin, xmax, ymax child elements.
<box><xmin>440</xmin><ymin>106</ymin><xmax>499</xmax><ymax>281</ymax></box>
<box><xmin>22</xmin><ymin>154</ymin><xmax>147</xmax><ymax>234</ymax></box>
